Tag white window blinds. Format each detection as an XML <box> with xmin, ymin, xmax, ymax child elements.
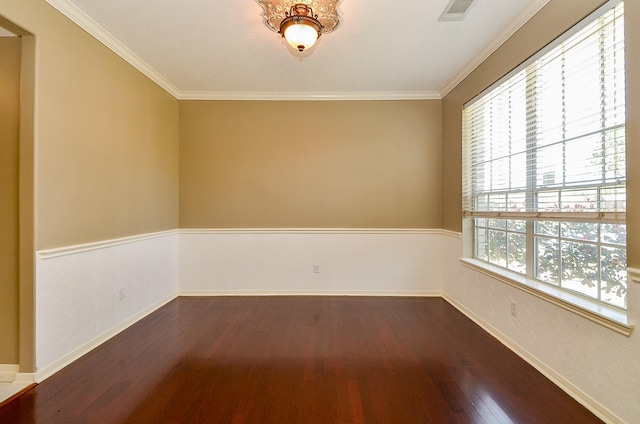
<box><xmin>462</xmin><ymin>1</ymin><xmax>625</xmax><ymax>224</ymax></box>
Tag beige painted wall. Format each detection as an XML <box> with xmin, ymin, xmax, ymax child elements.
<box><xmin>179</xmin><ymin>100</ymin><xmax>442</xmax><ymax>229</ymax></box>
<box><xmin>0</xmin><ymin>36</ymin><xmax>21</xmax><ymax>364</ymax></box>
<box><xmin>441</xmin><ymin>0</ymin><xmax>638</xmax><ymax>247</ymax></box>
<box><xmin>626</xmin><ymin>0</ymin><xmax>639</xmax><ymax>269</ymax></box>
<box><xmin>0</xmin><ymin>0</ymin><xmax>180</xmax><ymax>250</ymax></box>
<box><xmin>0</xmin><ymin>0</ymin><xmax>179</xmax><ymax>371</ymax></box>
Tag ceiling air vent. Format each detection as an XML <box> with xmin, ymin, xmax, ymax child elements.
<box><xmin>439</xmin><ymin>0</ymin><xmax>474</xmax><ymax>21</ymax></box>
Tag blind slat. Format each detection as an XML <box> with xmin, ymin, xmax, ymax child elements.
<box><xmin>462</xmin><ymin>2</ymin><xmax>625</xmax><ymax>218</ymax></box>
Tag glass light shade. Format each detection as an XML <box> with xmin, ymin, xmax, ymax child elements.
<box><xmin>258</xmin><ymin>1</ymin><xmax>342</xmax><ymax>52</ymax></box>
<box><xmin>283</xmin><ymin>22</ymin><xmax>319</xmax><ymax>51</ymax></box>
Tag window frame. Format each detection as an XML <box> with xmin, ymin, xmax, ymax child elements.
<box><xmin>460</xmin><ymin>0</ymin><xmax>632</xmax><ymax>334</ymax></box>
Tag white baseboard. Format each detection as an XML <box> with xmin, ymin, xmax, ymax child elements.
<box><xmin>179</xmin><ymin>228</ymin><xmax>445</xmax><ymax>235</ymax></box>
<box><xmin>0</xmin><ymin>365</ymin><xmax>18</xmax><ymax>382</ymax></box>
<box><xmin>0</xmin><ymin>366</ymin><xmax>35</xmax><ymax>384</ymax></box>
<box><xmin>14</xmin><ymin>373</ymin><xmax>36</xmax><ymax>383</ymax></box>
<box><xmin>35</xmin><ymin>293</ymin><xmax>177</xmax><ymax>382</ymax></box>
<box><xmin>442</xmin><ymin>293</ymin><xmax>625</xmax><ymax>424</ymax></box>
<box><xmin>179</xmin><ymin>290</ymin><xmax>443</xmax><ymax>297</ymax></box>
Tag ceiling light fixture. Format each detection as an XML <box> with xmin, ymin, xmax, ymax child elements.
<box><xmin>257</xmin><ymin>0</ymin><xmax>342</xmax><ymax>52</ymax></box>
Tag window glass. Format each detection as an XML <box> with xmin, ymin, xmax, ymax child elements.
<box><xmin>463</xmin><ymin>2</ymin><xmax>626</xmax><ymax>310</ymax></box>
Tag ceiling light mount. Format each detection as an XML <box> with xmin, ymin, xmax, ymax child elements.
<box><xmin>280</xmin><ymin>4</ymin><xmax>322</xmax><ymax>51</ymax></box>
<box><xmin>257</xmin><ymin>0</ymin><xmax>342</xmax><ymax>52</ymax></box>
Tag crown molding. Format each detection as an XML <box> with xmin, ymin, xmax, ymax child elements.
<box><xmin>178</xmin><ymin>91</ymin><xmax>442</xmax><ymax>101</ymax></box>
<box><xmin>47</xmin><ymin>0</ymin><xmax>547</xmax><ymax>102</ymax></box>
<box><xmin>44</xmin><ymin>0</ymin><xmax>181</xmax><ymax>98</ymax></box>
<box><xmin>439</xmin><ymin>0</ymin><xmax>551</xmax><ymax>98</ymax></box>
<box><xmin>44</xmin><ymin>0</ymin><xmax>440</xmax><ymax>102</ymax></box>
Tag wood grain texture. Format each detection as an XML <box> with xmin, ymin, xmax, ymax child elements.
<box><xmin>0</xmin><ymin>297</ymin><xmax>602</xmax><ymax>423</ymax></box>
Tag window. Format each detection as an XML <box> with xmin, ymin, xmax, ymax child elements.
<box><xmin>463</xmin><ymin>1</ymin><xmax>626</xmax><ymax>310</ymax></box>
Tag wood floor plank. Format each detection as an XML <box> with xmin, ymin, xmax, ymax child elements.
<box><xmin>0</xmin><ymin>297</ymin><xmax>603</xmax><ymax>423</ymax></box>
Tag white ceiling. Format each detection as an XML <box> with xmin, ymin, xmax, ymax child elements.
<box><xmin>44</xmin><ymin>0</ymin><xmax>550</xmax><ymax>100</ymax></box>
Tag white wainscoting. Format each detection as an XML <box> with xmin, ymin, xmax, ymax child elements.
<box><xmin>35</xmin><ymin>231</ymin><xmax>179</xmax><ymax>381</ymax></box>
<box><xmin>29</xmin><ymin>228</ymin><xmax>640</xmax><ymax>422</ymax></box>
<box><xmin>440</xmin><ymin>232</ymin><xmax>639</xmax><ymax>424</ymax></box>
<box><xmin>179</xmin><ymin>229</ymin><xmax>444</xmax><ymax>297</ymax></box>
<box><xmin>29</xmin><ymin>228</ymin><xmax>640</xmax><ymax>423</ymax></box>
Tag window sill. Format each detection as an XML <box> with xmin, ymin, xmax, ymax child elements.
<box><xmin>459</xmin><ymin>258</ymin><xmax>634</xmax><ymax>337</ymax></box>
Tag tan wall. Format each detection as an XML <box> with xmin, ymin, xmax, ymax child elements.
<box><xmin>0</xmin><ymin>0</ymin><xmax>179</xmax><ymax>371</ymax></box>
<box><xmin>0</xmin><ymin>36</ymin><xmax>21</xmax><ymax>364</ymax></box>
<box><xmin>0</xmin><ymin>0</ymin><xmax>180</xmax><ymax>250</ymax></box>
<box><xmin>627</xmin><ymin>0</ymin><xmax>640</xmax><ymax>268</ymax></box>
<box><xmin>179</xmin><ymin>100</ymin><xmax>442</xmax><ymax>229</ymax></box>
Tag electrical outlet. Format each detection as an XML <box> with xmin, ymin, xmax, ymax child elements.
<box><xmin>119</xmin><ymin>288</ymin><xmax>125</xmax><ymax>301</ymax></box>
<box><xmin>313</xmin><ymin>264</ymin><xmax>320</xmax><ymax>274</ymax></box>
<box><xmin>510</xmin><ymin>301</ymin><xmax>518</xmax><ymax>317</ymax></box>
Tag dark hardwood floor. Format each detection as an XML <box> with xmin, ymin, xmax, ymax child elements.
<box><xmin>0</xmin><ymin>297</ymin><xmax>602</xmax><ymax>423</ymax></box>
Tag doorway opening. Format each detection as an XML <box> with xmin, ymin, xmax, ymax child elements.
<box><xmin>0</xmin><ymin>16</ymin><xmax>36</xmax><ymax>396</ymax></box>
